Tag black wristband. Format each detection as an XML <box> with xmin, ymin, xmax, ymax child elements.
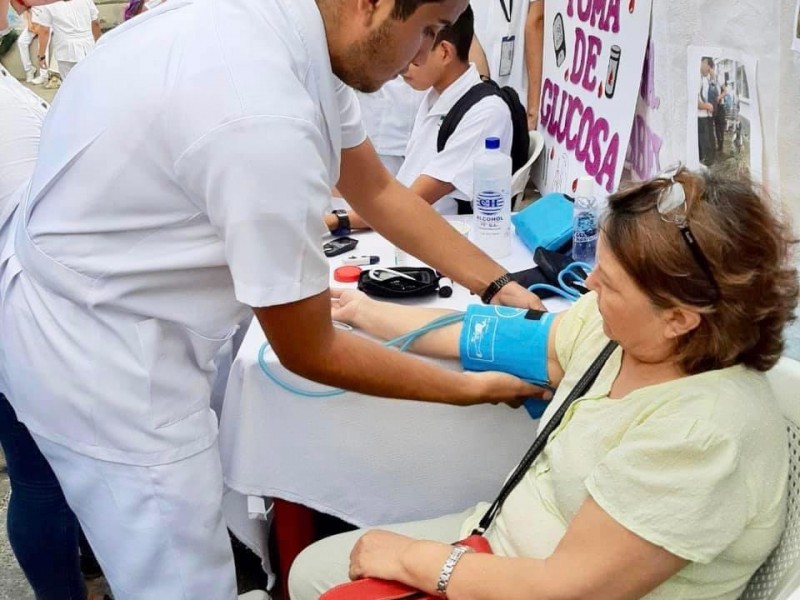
<box><xmin>330</xmin><ymin>209</ymin><xmax>351</xmax><ymax>237</ymax></box>
<box><xmin>481</xmin><ymin>273</ymin><xmax>513</xmax><ymax>304</ymax></box>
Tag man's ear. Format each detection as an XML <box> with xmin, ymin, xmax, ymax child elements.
<box><xmin>354</xmin><ymin>0</ymin><xmax>391</xmax><ymax>27</ymax></box>
<box><xmin>439</xmin><ymin>40</ymin><xmax>457</xmax><ymax>66</ymax></box>
<box><xmin>663</xmin><ymin>306</ymin><xmax>702</xmax><ymax>340</ymax></box>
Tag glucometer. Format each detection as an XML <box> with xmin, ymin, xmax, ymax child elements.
<box><xmin>323</xmin><ymin>236</ymin><xmax>358</xmax><ymax>257</ymax></box>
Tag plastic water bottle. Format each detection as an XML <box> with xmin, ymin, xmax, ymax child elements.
<box><xmin>471</xmin><ymin>137</ymin><xmax>512</xmax><ymax>258</ymax></box>
<box><xmin>572</xmin><ymin>176</ymin><xmax>599</xmax><ymax>266</ymax></box>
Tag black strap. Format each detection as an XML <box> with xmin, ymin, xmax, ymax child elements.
<box><xmin>472</xmin><ymin>340</ymin><xmax>619</xmax><ymax>535</ymax></box>
<box><xmin>499</xmin><ymin>0</ymin><xmax>513</xmax><ymax>23</ymax></box>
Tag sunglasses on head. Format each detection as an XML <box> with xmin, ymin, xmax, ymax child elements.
<box><xmin>655</xmin><ymin>164</ymin><xmax>721</xmax><ymax>303</ymax></box>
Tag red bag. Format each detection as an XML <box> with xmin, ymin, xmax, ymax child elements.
<box><xmin>319</xmin><ymin>535</ymin><xmax>492</xmax><ymax>600</ymax></box>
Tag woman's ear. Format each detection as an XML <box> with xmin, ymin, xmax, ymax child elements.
<box><xmin>663</xmin><ymin>306</ymin><xmax>702</xmax><ymax>340</ymax></box>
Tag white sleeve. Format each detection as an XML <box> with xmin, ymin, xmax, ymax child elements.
<box><xmin>174</xmin><ymin>116</ymin><xmax>331</xmax><ymax>308</ymax></box>
<box><xmin>32</xmin><ymin>6</ymin><xmax>52</xmax><ymax>27</ymax></box>
<box><xmin>420</xmin><ymin>97</ymin><xmax>513</xmax><ymax>199</ymax></box>
<box><xmin>89</xmin><ymin>0</ymin><xmax>100</xmax><ymax>21</ymax></box>
<box><xmin>335</xmin><ymin>80</ymin><xmax>367</xmax><ymax>149</ymax></box>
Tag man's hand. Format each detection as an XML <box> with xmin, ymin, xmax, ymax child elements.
<box><xmin>466</xmin><ymin>371</ymin><xmax>550</xmax><ymax>407</ymax></box>
<box><xmin>492</xmin><ymin>281</ymin><xmax>545</xmax><ymax>311</ymax></box>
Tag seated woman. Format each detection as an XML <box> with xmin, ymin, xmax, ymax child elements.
<box><xmin>289</xmin><ymin>166</ymin><xmax>798</xmax><ymax>600</ymax></box>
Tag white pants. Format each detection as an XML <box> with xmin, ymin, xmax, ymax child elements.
<box><xmin>288</xmin><ymin>510</ymin><xmax>469</xmax><ymax>600</ymax></box>
<box><xmin>58</xmin><ymin>60</ymin><xmax>78</xmax><ymax>80</ymax></box>
<box><xmin>33</xmin><ymin>435</ymin><xmax>238</xmax><ymax>600</ymax></box>
<box><xmin>16</xmin><ymin>28</ymin><xmax>37</xmax><ymax>73</ymax></box>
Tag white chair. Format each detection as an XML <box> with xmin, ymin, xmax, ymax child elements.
<box><xmin>740</xmin><ymin>357</ymin><xmax>800</xmax><ymax>600</ymax></box>
<box><xmin>511</xmin><ymin>130</ymin><xmax>545</xmax><ymax>210</ymax></box>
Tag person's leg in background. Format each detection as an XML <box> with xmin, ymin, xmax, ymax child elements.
<box><xmin>58</xmin><ymin>59</ymin><xmax>77</xmax><ymax>80</ymax></box>
<box><xmin>288</xmin><ymin>510</ymin><xmax>470</xmax><ymax>600</ymax></box>
<box><xmin>15</xmin><ymin>27</ymin><xmax>36</xmax><ymax>82</ymax></box>
<box><xmin>0</xmin><ymin>394</ymin><xmax>87</xmax><ymax>600</ymax></box>
<box><xmin>33</xmin><ymin>435</ymin><xmax>238</xmax><ymax>600</ymax></box>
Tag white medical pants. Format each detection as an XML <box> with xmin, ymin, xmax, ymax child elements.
<box><xmin>32</xmin><ymin>435</ymin><xmax>238</xmax><ymax>600</ymax></box>
<box><xmin>58</xmin><ymin>60</ymin><xmax>77</xmax><ymax>80</ymax></box>
<box><xmin>288</xmin><ymin>510</ymin><xmax>469</xmax><ymax>600</ymax></box>
<box><xmin>16</xmin><ymin>28</ymin><xmax>36</xmax><ymax>74</ymax></box>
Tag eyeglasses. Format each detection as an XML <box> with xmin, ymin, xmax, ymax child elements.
<box><xmin>655</xmin><ymin>164</ymin><xmax>721</xmax><ymax>302</ymax></box>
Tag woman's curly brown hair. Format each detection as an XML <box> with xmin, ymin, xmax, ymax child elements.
<box><xmin>603</xmin><ymin>166</ymin><xmax>799</xmax><ymax>374</ymax></box>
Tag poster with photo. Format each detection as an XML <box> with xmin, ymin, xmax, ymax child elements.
<box><xmin>793</xmin><ymin>0</ymin><xmax>800</xmax><ymax>53</ymax></box>
<box><xmin>534</xmin><ymin>0</ymin><xmax>653</xmax><ymax>196</ymax></box>
<box><xmin>686</xmin><ymin>47</ymin><xmax>762</xmax><ymax>178</ymax></box>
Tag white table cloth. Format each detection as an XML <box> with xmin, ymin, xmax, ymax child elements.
<box><xmin>219</xmin><ymin>220</ymin><xmax>569</xmax><ymax>560</ymax></box>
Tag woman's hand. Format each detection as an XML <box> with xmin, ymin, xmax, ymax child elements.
<box><xmin>331</xmin><ymin>288</ymin><xmax>372</xmax><ymax>327</ymax></box>
<box><xmin>349</xmin><ymin>530</ymin><xmax>416</xmax><ymax>582</ymax></box>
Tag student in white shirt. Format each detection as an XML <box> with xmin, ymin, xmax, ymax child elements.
<box><xmin>470</xmin><ymin>0</ymin><xmax>544</xmax><ymax>128</ymax></box>
<box><xmin>33</xmin><ymin>0</ymin><xmax>100</xmax><ymax>79</ymax></box>
<box><xmin>326</xmin><ymin>5</ymin><xmax>513</xmax><ymax>227</ymax></box>
<box><xmin>0</xmin><ymin>0</ymin><xmax>544</xmax><ymax>598</ymax></box>
<box><xmin>356</xmin><ymin>77</ymin><xmax>425</xmax><ymax>176</ymax></box>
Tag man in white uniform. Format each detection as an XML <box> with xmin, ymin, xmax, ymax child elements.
<box><xmin>32</xmin><ymin>0</ymin><xmax>100</xmax><ymax>79</ymax></box>
<box><xmin>355</xmin><ymin>77</ymin><xmax>425</xmax><ymax>176</ymax></box>
<box><xmin>470</xmin><ymin>0</ymin><xmax>544</xmax><ymax>128</ymax></box>
<box><xmin>330</xmin><ymin>5</ymin><xmax>513</xmax><ymax>221</ymax></box>
<box><xmin>0</xmin><ymin>0</ymin><xmax>544</xmax><ymax>598</ymax></box>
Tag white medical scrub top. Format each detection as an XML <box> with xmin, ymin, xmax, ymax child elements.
<box><xmin>0</xmin><ymin>0</ymin><xmax>366</xmax><ymax>466</ymax></box>
<box><xmin>471</xmin><ymin>0</ymin><xmax>540</xmax><ymax>107</ymax></box>
<box><xmin>0</xmin><ymin>67</ymin><xmax>46</xmax><ymax>224</ymax></box>
<box><xmin>396</xmin><ymin>64</ymin><xmax>513</xmax><ymax>215</ymax></box>
<box><xmin>32</xmin><ymin>0</ymin><xmax>98</xmax><ymax>63</ymax></box>
<box><xmin>356</xmin><ymin>77</ymin><xmax>425</xmax><ymax>158</ymax></box>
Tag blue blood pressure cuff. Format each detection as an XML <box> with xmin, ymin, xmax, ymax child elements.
<box><xmin>459</xmin><ymin>305</ymin><xmax>554</xmax><ymax>385</ymax></box>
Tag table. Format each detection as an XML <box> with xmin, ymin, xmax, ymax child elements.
<box><xmin>218</xmin><ymin>220</ymin><xmax>569</xmax><ymax>585</ymax></box>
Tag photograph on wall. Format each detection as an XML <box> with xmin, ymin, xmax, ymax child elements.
<box><xmin>794</xmin><ymin>0</ymin><xmax>800</xmax><ymax>53</ymax></box>
<box><xmin>533</xmin><ymin>0</ymin><xmax>654</xmax><ymax>197</ymax></box>
<box><xmin>686</xmin><ymin>46</ymin><xmax>762</xmax><ymax>178</ymax></box>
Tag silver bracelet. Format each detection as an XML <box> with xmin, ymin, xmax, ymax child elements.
<box><xmin>435</xmin><ymin>545</ymin><xmax>471</xmax><ymax>597</ymax></box>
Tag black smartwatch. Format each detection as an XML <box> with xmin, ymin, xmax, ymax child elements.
<box><xmin>330</xmin><ymin>209</ymin><xmax>351</xmax><ymax>237</ymax></box>
<box><xmin>481</xmin><ymin>273</ymin><xmax>513</xmax><ymax>304</ymax></box>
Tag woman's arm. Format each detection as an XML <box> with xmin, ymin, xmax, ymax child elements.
<box><xmin>332</xmin><ymin>289</ymin><xmax>566</xmax><ymax>385</ymax></box>
<box><xmin>525</xmin><ymin>1</ymin><xmax>545</xmax><ymax>129</ymax></box>
<box><xmin>350</xmin><ymin>497</ymin><xmax>687</xmax><ymax>600</ymax></box>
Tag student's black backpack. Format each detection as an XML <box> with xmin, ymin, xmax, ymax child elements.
<box><xmin>437</xmin><ymin>79</ymin><xmax>530</xmax><ymax>214</ymax></box>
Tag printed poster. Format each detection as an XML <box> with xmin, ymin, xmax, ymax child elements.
<box><xmin>686</xmin><ymin>46</ymin><xmax>762</xmax><ymax>179</ymax></box>
<box><xmin>534</xmin><ymin>0</ymin><xmax>653</xmax><ymax>196</ymax></box>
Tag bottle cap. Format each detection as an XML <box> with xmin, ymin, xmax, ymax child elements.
<box><xmin>575</xmin><ymin>176</ymin><xmax>595</xmax><ymax>198</ymax></box>
<box><xmin>485</xmin><ymin>137</ymin><xmax>501</xmax><ymax>150</ymax></box>
<box><xmin>333</xmin><ymin>265</ymin><xmax>362</xmax><ymax>283</ymax></box>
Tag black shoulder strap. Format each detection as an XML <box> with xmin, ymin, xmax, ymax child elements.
<box><xmin>472</xmin><ymin>340</ymin><xmax>619</xmax><ymax>535</ymax></box>
<box><xmin>438</xmin><ymin>79</ymin><xmax>530</xmax><ymax>174</ymax></box>
<box><xmin>437</xmin><ymin>80</ymin><xmax>502</xmax><ymax>154</ymax></box>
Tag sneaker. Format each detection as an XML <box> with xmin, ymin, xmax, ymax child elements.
<box><xmin>238</xmin><ymin>592</ymin><xmax>270</xmax><ymax>600</ymax></box>
<box><xmin>30</xmin><ymin>71</ymin><xmax>48</xmax><ymax>85</ymax></box>
<box><xmin>24</xmin><ymin>68</ymin><xmax>36</xmax><ymax>83</ymax></box>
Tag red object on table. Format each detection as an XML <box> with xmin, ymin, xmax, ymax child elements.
<box><xmin>273</xmin><ymin>498</ymin><xmax>316</xmax><ymax>598</ymax></box>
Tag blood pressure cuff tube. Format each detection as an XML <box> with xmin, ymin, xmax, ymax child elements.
<box><xmin>459</xmin><ymin>305</ymin><xmax>555</xmax><ymax>384</ymax></box>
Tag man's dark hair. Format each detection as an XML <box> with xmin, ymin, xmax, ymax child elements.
<box><xmin>434</xmin><ymin>5</ymin><xmax>473</xmax><ymax>62</ymax></box>
<box><xmin>392</xmin><ymin>0</ymin><xmax>447</xmax><ymax>20</ymax></box>
<box><xmin>702</xmin><ymin>56</ymin><xmax>715</xmax><ymax>69</ymax></box>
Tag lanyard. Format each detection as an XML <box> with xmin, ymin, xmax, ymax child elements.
<box><xmin>499</xmin><ymin>0</ymin><xmax>513</xmax><ymax>23</ymax></box>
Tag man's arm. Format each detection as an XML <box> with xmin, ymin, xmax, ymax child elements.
<box><xmin>469</xmin><ymin>35</ymin><xmax>490</xmax><ymax>79</ymax></box>
<box><xmin>254</xmin><ymin>290</ymin><xmax>544</xmax><ymax>406</ymax></box>
<box><xmin>36</xmin><ymin>25</ymin><xmax>50</xmax><ymax>70</ymax></box>
<box><xmin>338</xmin><ymin>138</ymin><xmax>543</xmax><ymax>309</ymax></box>
<box><xmin>525</xmin><ymin>0</ymin><xmax>545</xmax><ymax>129</ymax></box>
<box><xmin>91</xmin><ymin>19</ymin><xmax>101</xmax><ymax>41</ymax></box>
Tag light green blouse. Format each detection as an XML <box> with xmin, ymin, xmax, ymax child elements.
<box><xmin>461</xmin><ymin>292</ymin><xmax>788</xmax><ymax>599</ymax></box>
